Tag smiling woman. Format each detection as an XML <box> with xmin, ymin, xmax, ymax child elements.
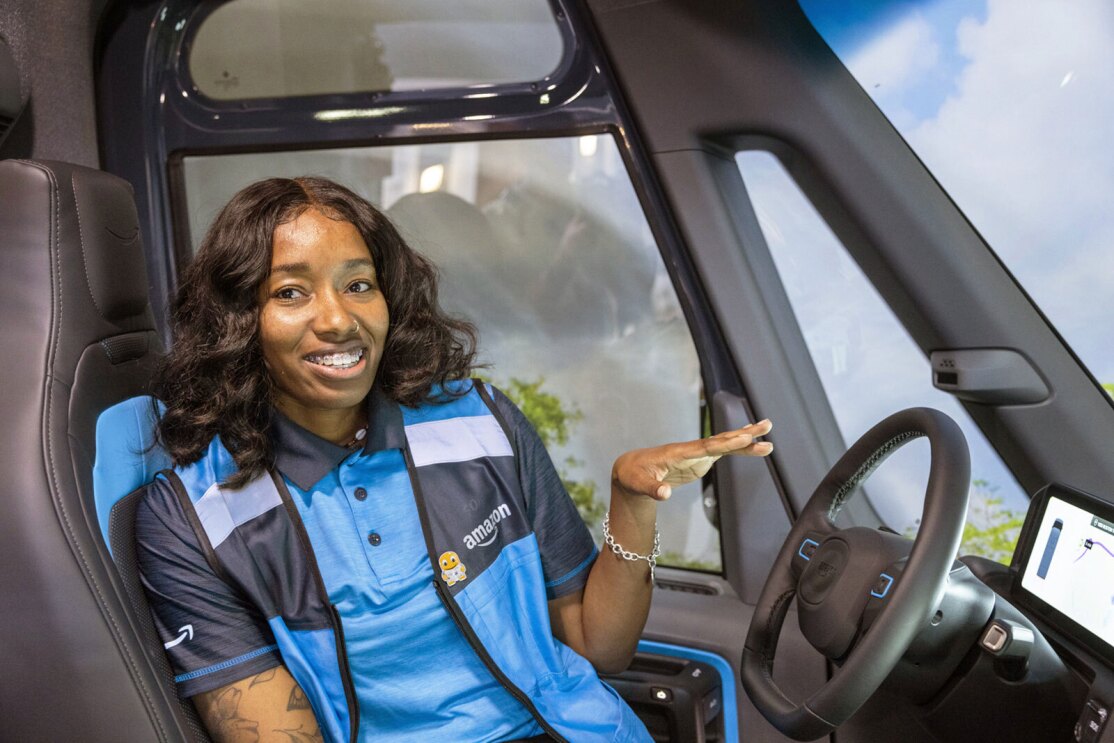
<box><xmin>135</xmin><ymin>175</ymin><xmax>771</xmax><ymax>742</ymax></box>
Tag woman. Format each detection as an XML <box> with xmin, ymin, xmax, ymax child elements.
<box><xmin>136</xmin><ymin>176</ymin><xmax>773</xmax><ymax>743</ymax></box>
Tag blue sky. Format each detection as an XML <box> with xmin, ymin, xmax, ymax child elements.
<box><xmin>802</xmin><ymin>0</ymin><xmax>987</xmax><ymax>121</ymax></box>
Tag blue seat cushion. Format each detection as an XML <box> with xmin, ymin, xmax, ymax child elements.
<box><xmin>93</xmin><ymin>395</ymin><xmax>170</xmax><ymax>555</ymax></box>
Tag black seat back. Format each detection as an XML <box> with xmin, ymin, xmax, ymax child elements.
<box><xmin>0</xmin><ymin>159</ymin><xmax>206</xmax><ymax>741</ymax></box>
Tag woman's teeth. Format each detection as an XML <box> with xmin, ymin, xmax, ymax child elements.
<box><xmin>307</xmin><ymin>349</ymin><xmax>364</xmax><ymax>368</ymax></box>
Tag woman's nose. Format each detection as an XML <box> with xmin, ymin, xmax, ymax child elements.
<box><xmin>313</xmin><ymin>290</ymin><xmax>357</xmax><ymax>337</ymax></box>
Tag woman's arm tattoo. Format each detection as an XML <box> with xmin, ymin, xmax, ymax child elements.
<box><xmin>205</xmin><ymin>686</ymin><xmax>261</xmax><ymax>743</ymax></box>
<box><xmin>273</xmin><ymin>724</ymin><xmax>324</xmax><ymax>743</ymax></box>
<box><xmin>249</xmin><ymin>668</ymin><xmax>277</xmax><ymax>688</ymax></box>
<box><xmin>195</xmin><ymin>667</ymin><xmax>323</xmax><ymax>743</ymax></box>
<box><xmin>287</xmin><ymin>684</ymin><xmax>311</xmax><ymax>711</ymax></box>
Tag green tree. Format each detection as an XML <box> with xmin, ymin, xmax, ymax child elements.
<box><xmin>1103</xmin><ymin>382</ymin><xmax>1114</xmax><ymax>398</ymax></box>
<box><xmin>493</xmin><ymin>378</ymin><xmax>605</xmax><ymax>531</ymax></box>
<box><xmin>905</xmin><ymin>478</ymin><xmax>1024</xmax><ymax>565</ymax></box>
<box><xmin>958</xmin><ymin>479</ymin><xmax>1025</xmax><ymax>564</ymax></box>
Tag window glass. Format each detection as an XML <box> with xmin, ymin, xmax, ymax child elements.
<box><xmin>799</xmin><ymin>0</ymin><xmax>1114</xmax><ymax>397</ymax></box>
<box><xmin>736</xmin><ymin>150</ymin><xmax>1026</xmax><ymax>563</ymax></box>
<box><xmin>190</xmin><ymin>0</ymin><xmax>564</xmax><ymax>100</ymax></box>
<box><xmin>181</xmin><ymin>136</ymin><xmax>716</xmax><ymax>570</ymax></box>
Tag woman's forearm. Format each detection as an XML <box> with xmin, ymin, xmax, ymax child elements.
<box><xmin>577</xmin><ymin>483</ymin><xmax>658</xmax><ymax>674</ymax></box>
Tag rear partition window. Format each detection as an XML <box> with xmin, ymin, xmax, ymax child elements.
<box><xmin>189</xmin><ymin>0</ymin><xmax>564</xmax><ymax>100</ymax></box>
<box><xmin>179</xmin><ymin>136</ymin><xmax>717</xmax><ymax>570</ymax></box>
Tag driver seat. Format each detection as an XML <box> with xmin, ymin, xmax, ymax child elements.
<box><xmin>0</xmin><ymin>159</ymin><xmax>207</xmax><ymax>741</ymax></box>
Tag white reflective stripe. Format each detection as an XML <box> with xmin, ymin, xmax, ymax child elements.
<box><xmin>194</xmin><ymin>474</ymin><xmax>282</xmax><ymax>549</ymax></box>
<box><xmin>405</xmin><ymin>415</ymin><xmax>512</xmax><ymax>467</ymax></box>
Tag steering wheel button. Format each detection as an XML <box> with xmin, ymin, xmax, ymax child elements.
<box><xmin>798</xmin><ymin>538</ymin><xmax>819</xmax><ymax>560</ymax></box>
<box><xmin>981</xmin><ymin>623</ymin><xmax>1008</xmax><ymax>653</ymax></box>
<box><xmin>651</xmin><ymin>687</ymin><xmax>673</xmax><ymax>703</ymax></box>
<box><xmin>870</xmin><ymin>573</ymin><xmax>894</xmax><ymax>599</ymax></box>
<box><xmin>1076</xmin><ymin>699</ymin><xmax>1109</xmax><ymax>743</ymax></box>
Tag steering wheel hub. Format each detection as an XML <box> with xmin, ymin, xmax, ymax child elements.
<box><xmin>797</xmin><ymin>527</ymin><xmax>916</xmax><ymax>660</ymax></box>
<box><xmin>798</xmin><ymin>539</ymin><xmax>848</xmax><ymax>605</ymax></box>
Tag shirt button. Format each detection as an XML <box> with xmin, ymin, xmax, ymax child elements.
<box><xmin>354</xmin><ymin>487</ymin><xmax>368</xmax><ymax>501</ymax></box>
<box><xmin>367</xmin><ymin>532</ymin><xmax>382</xmax><ymax>547</ymax></box>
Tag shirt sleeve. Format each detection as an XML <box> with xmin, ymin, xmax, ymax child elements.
<box><xmin>135</xmin><ymin>477</ymin><xmax>281</xmax><ymax>697</ymax></box>
<box><xmin>490</xmin><ymin>386</ymin><xmax>599</xmax><ymax>599</ymax></box>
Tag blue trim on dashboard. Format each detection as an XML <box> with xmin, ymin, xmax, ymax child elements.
<box><xmin>636</xmin><ymin>640</ymin><xmax>738</xmax><ymax>743</ymax></box>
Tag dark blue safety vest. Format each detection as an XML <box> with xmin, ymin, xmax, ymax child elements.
<box><xmin>104</xmin><ymin>383</ymin><xmax>649</xmax><ymax>743</ymax></box>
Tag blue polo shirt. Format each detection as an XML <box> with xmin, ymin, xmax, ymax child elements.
<box><xmin>136</xmin><ymin>386</ymin><xmax>599</xmax><ymax>742</ymax></box>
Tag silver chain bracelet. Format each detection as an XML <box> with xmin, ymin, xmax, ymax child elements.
<box><xmin>602</xmin><ymin>512</ymin><xmax>661</xmax><ymax>582</ymax></box>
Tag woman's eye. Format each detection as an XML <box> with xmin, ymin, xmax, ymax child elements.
<box><xmin>347</xmin><ymin>279</ymin><xmax>374</xmax><ymax>294</ymax></box>
<box><xmin>274</xmin><ymin>287</ymin><xmax>305</xmax><ymax>300</ymax></box>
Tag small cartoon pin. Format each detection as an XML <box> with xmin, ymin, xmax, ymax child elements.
<box><xmin>439</xmin><ymin>551</ymin><xmax>467</xmax><ymax>586</ymax></box>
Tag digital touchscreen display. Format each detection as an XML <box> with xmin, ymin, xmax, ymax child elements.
<box><xmin>1018</xmin><ymin>490</ymin><xmax>1114</xmax><ymax>651</ymax></box>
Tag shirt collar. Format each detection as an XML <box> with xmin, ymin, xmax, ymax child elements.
<box><xmin>271</xmin><ymin>386</ymin><xmax>405</xmax><ymax>491</ymax></box>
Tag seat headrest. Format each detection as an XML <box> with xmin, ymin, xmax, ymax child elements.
<box><xmin>387</xmin><ymin>190</ymin><xmax>499</xmax><ymax>257</ymax></box>
<box><xmin>0</xmin><ymin>159</ymin><xmax>149</xmax><ymax>323</ymax></box>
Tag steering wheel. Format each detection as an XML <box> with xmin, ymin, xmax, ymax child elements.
<box><xmin>741</xmin><ymin>408</ymin><xmax>970</xmax><ymax>741</ymax></box>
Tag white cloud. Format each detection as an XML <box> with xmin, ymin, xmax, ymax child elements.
<box><xmin>846</xmin><ymin>13</ymin><xmax>940</xmax><ymax>93</ymax></box>
<box><xmin>908</xmin><ymin>0</ymin><xmax>1114</xmax><ymax>379</ymax></box>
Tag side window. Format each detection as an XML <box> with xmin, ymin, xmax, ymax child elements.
<box><xmin>735</xmin><ymin>150</ymin><xmax>1026</xmax><ymax>563</ymax></box>
<box><xmin>180</xmin><ymin>136</ymin><xmax>718</xmax><ymax>570</ymax></box>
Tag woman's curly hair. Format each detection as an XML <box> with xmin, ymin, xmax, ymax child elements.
<box><xmin>154</xmin><ymin>176</ymin><xmax>477</xmax><ymax>487</ymax></box>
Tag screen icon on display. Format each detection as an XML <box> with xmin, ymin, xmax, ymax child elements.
<box><xmin>1036</xmin><ymin>518</ymin><xmax>1063</xmax><ymax>579</ymax></box>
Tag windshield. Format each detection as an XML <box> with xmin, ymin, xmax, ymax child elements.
<box><xmin>800</xmin><ymin>0</ymin><xmax>1114</xmax><ymax>395</ymax></box>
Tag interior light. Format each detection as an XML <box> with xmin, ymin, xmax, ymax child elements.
<box><xmin>579</xmin><ymin>135</ymin><xmax>598</xmax><ymax>157</ymax></box>
<box><xmin>419</xmin><ymin>164</ymin><xmax>445</xmax><ymax>193</ymax></box>
<box><xmin>314</xmin><ymin>107</ymin><xmax>406</xmax><ymax>122</ymax></box>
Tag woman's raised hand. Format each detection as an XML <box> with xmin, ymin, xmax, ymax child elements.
<box><xmin>611</xmin><ymin>419</ymin><xmax>773</xmax><ymax>501</ymax></box>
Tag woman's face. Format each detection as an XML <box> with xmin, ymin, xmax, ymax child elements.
<box><xmin>258</xmin><ymin>207</ymin><xmax>389</xmax><ymax>426</ymax></box>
